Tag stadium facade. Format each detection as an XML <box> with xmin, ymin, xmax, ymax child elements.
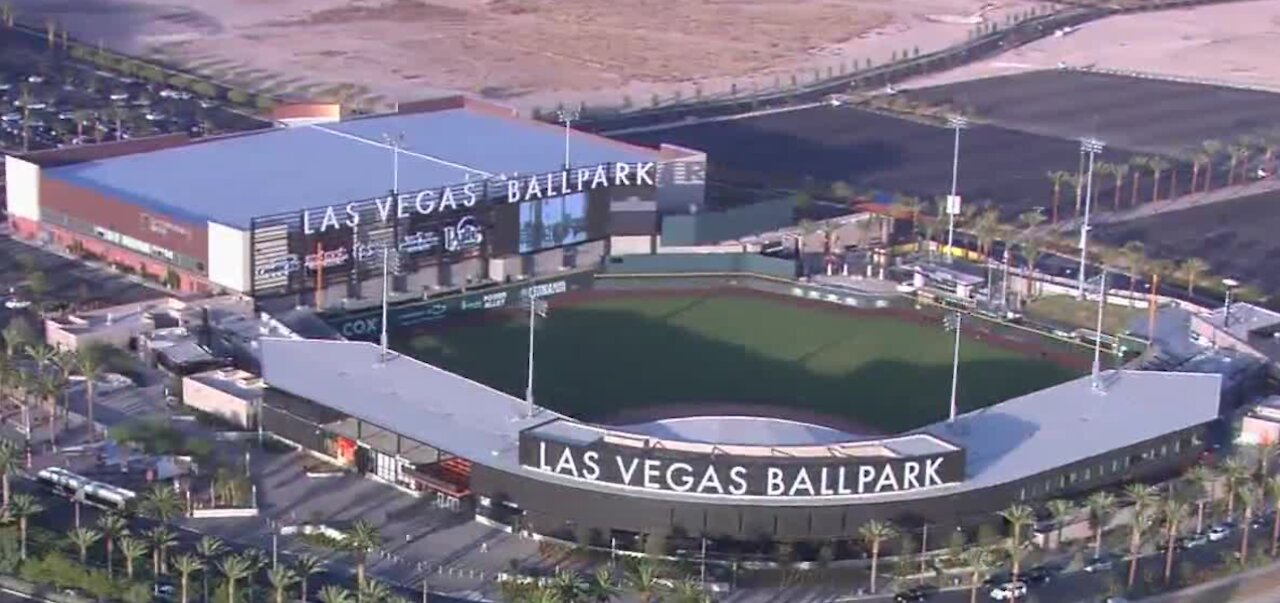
<box><xmin>3</xmin><ymin>96</ymin><xmax>705</xmax><ymax>300</ymax></box>
<box><xmin>259</xmin><ymin>335</ymin><xmax>1223</xmax><ymax>554</ymax></box>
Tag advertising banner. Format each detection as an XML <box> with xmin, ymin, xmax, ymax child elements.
<box><xmin>327</xmin><ymin>270</ymin><xmax>596</xmax><ymax>340</ymax></box>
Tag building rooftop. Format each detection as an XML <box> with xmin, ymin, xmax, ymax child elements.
<box><xmin>189</xmin><ymin>367</ymin><xmax>265</xmax><ymax>401</ymax></box>
<box><xmin>45</xmin><ymin>108</ymin><xmax>659</xmax><ymax>229</ymax></box>
<box><xmin>260</xmin><ymin>338</ymin><xmax>1223</xmax><ymax>506</ymax></box>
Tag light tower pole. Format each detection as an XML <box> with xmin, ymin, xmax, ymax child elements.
<box><xmin>557</xmin><ymin>107</ymin><xmax>581</xmax><ymax>171</ymax></box>
<box><xmin>524</xmin><ymin>294</ymin><xmax>549</xmax><ymax>411</ymax></box>
<box><xmin>1076</xmin><ymin>137</ymin><xmax>1105</xmax><ymax>298</ymax></box>
<box><xmin>381</xmin><ymin>132</ymin><xmax>405</xmax><ymax>194</ymax></box>
<box><xmin>944</xmin><ymin>311</ymin><xmax>962</xmax><ymax>423</ymax></box>
<box><xmin>944</xmin><ymin>115</ymin><xmax>968</xmax><ymax>262</ymax></box>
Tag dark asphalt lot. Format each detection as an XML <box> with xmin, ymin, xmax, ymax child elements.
<box><xmin>907</xmin><ymin>71</ymin><xmax>1280</xmax><ymax>157</ymax></box>
<box><xmin>0</xmin><ymin>234</ymin><xmax>162</xmax><ymax>308</ymax></box>
<box><xmin>619</xmin><ymin>103</ymin><xmax>1161</xmax><ymax>218</ymax></box>
<box><xmin>1093</xmin><ymin>189</ymin><xmax>1280</xmax><ymax>296</ymax></box>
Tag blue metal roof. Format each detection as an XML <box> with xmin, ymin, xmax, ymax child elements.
<box><xmin>45</xmin><ymin>109</ymin><xmax>658</xmax><ymax>229</ymax></box>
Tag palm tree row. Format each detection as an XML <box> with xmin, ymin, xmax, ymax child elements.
<box><xmin>0</xmin><ymin>321</ymin><xmax>107</xmax><ymax>447</ymax></box>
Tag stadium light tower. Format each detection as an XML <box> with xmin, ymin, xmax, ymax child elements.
<box><xmin>557</xmin><ymin>107</ymin><xmax>581</xmax><ymax>171</ymax></box>
<box><xmin>1076</xmin><ymin>137</ymin><xmax>1105</xmax><ymax>298</ymax></box>
<box><xmin>943</xmin><ymin>311</ymin><xmax>962</xmax><ymax>423</ymax></box>
<box><xmin>1090</xmin><ymin>270</ymin><xmax>1108</xmax><ymax>392</ymax></box>
<box><xmin>524</xmin><ymin>293</ymin><xmax>550</xmax><ymax>410</ymax></box>
<box><xmin>378</xmin><ymin>246</ymin><xmax>401</xmax><ymax>361</ymax></box>
<box><xmin>944</xmin><ymin>114</ymin><xmax>968</xmax><ymax>262</ymax></box>
<box><xmin>381</xmin><ymin>133</ymin><xmax>406</xmax><ymax>194</ymax></box>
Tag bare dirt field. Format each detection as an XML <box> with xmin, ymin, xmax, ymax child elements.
<box><xmin>5</xmin><ymin>0</ymin><xmax>1039</xmax><ymax>111</ymax></box>
<box><xmin>903</xmin><ymin>0</ymin><xmax>1280</xmax><ymax>93</ymax></box>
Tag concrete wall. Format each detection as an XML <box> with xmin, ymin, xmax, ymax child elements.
<box><xmin>603</xmin><ymin>252</ymin><xmax>795</xmax><ymax>278</ymax></box>
<box><xmin>4</xmin><ymin>155</ymin><xmax>41</xmax><ymax>222</ymax></box>
<box><xmin>182</xmin><ymin>375</ymin><xmax>256</xmax><ymax>428</ymax></box>
<box><xmin>207</xmin><ymin>222</ymin><xmax>251</xmax><ymax>293</ymax></box>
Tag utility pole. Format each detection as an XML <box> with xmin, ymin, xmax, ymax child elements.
<box><xmin>1076</xmin><ymin>137</ymin><xmax>1105</xmax><ymax>298</ymax></box>
<box><xmin>945</xmin><ymin>115</ymin><xmax>968</xmax><ymax>262</ymax></box>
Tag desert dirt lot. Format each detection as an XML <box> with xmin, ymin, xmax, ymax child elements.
<box><xmin>5</xmin><ymin>0</ymin><xmax>1038</xmax><ymax>110</ymax></box>
<box><xmin>903</xmin><ymin>0</ymin><xmax>1280</xmax><ymax>93</ymax></box>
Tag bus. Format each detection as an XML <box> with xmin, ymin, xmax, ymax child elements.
<box><xmin>35</xmin><ymin>467</ymin><xmax>138</xmax><ymax>511</ymax></box>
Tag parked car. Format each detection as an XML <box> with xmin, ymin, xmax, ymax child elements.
<box><xmin>894</xmin><ymin>586</ymin><xmax>935</xmax><ymax>602</ymax></box>
<box><xmin>1207</xmin><ymin>523</ymin><xmax>1233</xmax><ymax>542</ymax></box>
<box><xmin>1021</xmin><ymin>565</ymin><xmax>1055</xmax><ymax>585</ymax></box>
<box><xmin>1083</xmin><ymin>555</ymin><xmax>1115</xmax><ymax>573</ymax></box>
<box><xmin>1179</xmin><ymin>533</ymin><xmax>1210</xmax><ymax>549</ymax></box>
<box><xmin>989</xmin><ymin>581</ymin><xmax>1027</xmax><ymax>601</ymax></box>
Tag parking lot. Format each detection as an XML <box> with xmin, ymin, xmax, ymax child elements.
<box><xmin>0</xmin><ymin>28</ymin><xmax>268</xmax><ymax>154</ymax></box>
<box><xmin>0</xmin><ymin>233</ymin><xmax>163</xmax><ymax>329</ymax></box>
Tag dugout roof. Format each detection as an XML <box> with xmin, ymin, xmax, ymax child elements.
<box><xmin>43</xmin><ymin>108</ymin><xmax>658</xmax><ymax>229</ymax></box>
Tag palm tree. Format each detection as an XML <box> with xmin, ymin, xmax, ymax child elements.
<box><xmin>173</xmin><ymin>553</ymin><xmax>204</xmax><ymax>603</ymax></box>
<box><xmin>196</xmin><ymin>535</ymin><xmax>227</xmax><ymax>603</ymax></box>
<box><xmin>1147</xmin><ymin>157</ymin><xmax>1171</xmax><ymax>202</ymax></box>
<box><xmin>1047</xmin><ymin>170</ymin><xmax>1071</xmax><ymax>223</ymax></box>
<box><xmin>892</xmin><ymin>195</ymin><xmax>923</xmax><ymax>238</ymax></box>
<box><xmin>218</xmin><ymin>555</ymin><xmax>253</xmax><ymax>603</ymax></box>
<box><xmin>586</xmin><ymin>566</ymin><xmax>618</xmax><ymax>602</ymax></box>
<box><xmin>1239</xmin><ymin>482</ymin><xmax>1261</xmax><ymax>560</ymax></box>
<box><xmin>1045</xmin><ymin>498</ymin><xmax>1075</xmax><ymax>548</ymax></box>
<box><xmin>1255</xmin><ymin>440</ymin><xmax>1279</xmax><ymax>478</ymax></box>
<box><xmin>68</xmin><ymin>526</ymin><xmax>101</xmax><ymax>564</ymax></box>
<box><xmin>1123</xmin><ymin>484</ymin><xmax>1158</xmax><ymax>588</ymax></box>
<box><xmin>142</xmin><ymin>484</ymin><xmax>185</xmax><ymax>523</ymax></box>
<box><xmin>359</xmin><ymin>578</ymin><xmax>392</xmax><ymax>603</ymax></box>
<box><xmin>317</xmin><ymin>585</ymin><xmax>353</xmax><ymax>603</ymax></box>
<box><xmin>666</xmin><ymin>578</ymin><xmax>706</xmax><ymax>603</ymax></box>
<box><xmin>1189</xmin><ymin>150</ymin><xmax>1206</xmax><ymax>193</ymax></box>
<box><xmin>1119</xmin><ymin>240</ymin><xmax>1147</xmax><ymax>299</ymax></box>
<box><xmin>1266</xmin><ymin>474</ymin><xmax>1280</xmax><ymax>557</ymax></box>
<box><xmin>1000</xmin><ymin>503</ymin><xmax>1035</xmax><ymax>582</ymax></box>
<box><xmin>147</xmin><ymin>525</ymin><xmax>178</xmax><ymax>576</ymax></box>
<box><xmin>7</xmin><ymin>492</ymin><xmax>43</xmax><ymax>559</ymax></box>
<box><xmin>623</xmin><ymin>558</ymin><xmax>663</xmax><ymax>603</ymax></box>
<box><xmin>74</xmin><ymin>345</ymin><xmax>104</xmax><ymax>439</ymax></box>
<box><xmin>920</xmin><ymin>198</ymin><xmax>944</xmax><ymax>259</ymax></box>
<box><xmin>96</xmin><ymin>515</ymin><xmax>131</xmax><ymax>571</ymax></box>
<box><xmin>973</xmin><ymin>209</ymin><xmax>1002</xmax><ymax>290</ymax></box>
<box><xmin>1184</xmin><ymin>464</ymin><xmax>1214</xmax><ymax>534</ymax></box>
<box><xmin>267</xmin><ymin>566</ymin><xmax>299</xmax><ymax>603</ymax></box>
<box><xmin>292</xmin><ymin>554</ymin><xmax>326</xmax><ymax>603</ymax></box>
<box><xmin>1227</xmin><ymin>143</ymin><xmax>1250</xmax><ymax>186</ymax></box>
<box><xmin>36</xmin><ymin>372</ymin><xmax>62</xmax><ymax>448</ymax></box>
<box><xmin>1086</xmin><ymin>490</ymin><xmax>1117</xmax><ymax>558</ymax></box>
<box><xmin>1176</xmin><ymin>257</ymin><xmax>1211</xmax><ymax>296</ymax></box>
<box><xmin>345</xmin><ymin>519</ymin><xmax>381</xmax><ymax>588</ymax></box>
<box><xmin>1223</xmin><ymin>455</ymin><xmax>1252</xmax><ymax>520</ymax></box>
<box><xmin>550</xmin><ymin>570</ymin><xmax>587</xmax><ymax>603</ymax></box>
<box><xmin>120</xmin><ymin>536</ymin><xmax>149</xmax><ymax>580</ymax></box>
<box><xmin>1109</xmin><ymin>163</ymin><xmax>1130</xmax><ymax>210</ymax></box>
<box><xmin>1160</xmin><ymin>497</ymin><xmax>1187</xmax><ymax>583</ymax></box>
<box><xmin>960</xmin><ymin>547</ymin><xmax>995</xmax><ymax>603</ymax></box>
<box><xmin>1202</xmin><ymin>140</ymin><xmax>1224</xmax><ymax>190</ymax></box>
<box><xmin>1128</xmin><ymin>157</ymin><xmax>1150</xmax><ymax>206</ymax></box>
<box><xmin>858</xmin><ymin>520</ymin><xmax>896</xmax><ymax>593</ymax></box>
<box><xmin>0</xmin><ymin>445</ymin><xmax>19</xmax><ymax>508</ymax></box>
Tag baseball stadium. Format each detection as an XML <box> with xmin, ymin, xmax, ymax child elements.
<box><xmin>1</xmin><ymin>94</ymin><xmax>1229</xmax><ymax>560</ymax></box>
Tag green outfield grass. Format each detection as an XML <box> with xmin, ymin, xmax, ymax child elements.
<box><xmin>397</xmin><ymin>293</ymin><xmax>1083</xmax><ymax>433</ymax></box>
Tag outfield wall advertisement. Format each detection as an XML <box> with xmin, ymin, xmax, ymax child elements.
<box><xmin>518</xmin><ymin>432</ymin><xmax>966</xmax><ymax>498</ymax></box>
<box><xmin>327</xmin><ymin>270</ymin><xmax>595</xmax><ymax>339</ymax></box>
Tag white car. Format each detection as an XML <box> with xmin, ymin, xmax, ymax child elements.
<box><xmin>989</xmin><ymin>581</ymin><xmax>1027</xmax><ymax>601</ymax></box>
<box><xmin>1207</xmin><ymin>525</ymin><xmax>1232</xmax><ymax>541</ymax></box>
<box><xmin>4</xmin><ymin>297</ymin><xmax>31</xmax><ymax>310</ymax></box>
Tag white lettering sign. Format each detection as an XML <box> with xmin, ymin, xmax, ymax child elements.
<box><xmin>505</xmin><ymin>161</ymin><xmax>656</xmax><ymax>204</ymax></box>
<box><xmin>530</xmin><ymin>441</ymin><xmax>956</xmax><ymax>497</ymax></box>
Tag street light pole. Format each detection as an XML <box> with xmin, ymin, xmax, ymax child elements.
<box><xmin>557</xmin><ymin>107</ymin><xmax>580</xmax><ymax>171</ymax></box>
<box><xmin>1076</xmin><ymin>137</ymin><xmax>1105</xmax><ymax>298</ymax></box>
<box><xmin>944</xmin><ymin>312</ymin><xmax>962</xmax><ymax>423</ymax></box>
<box><xmin>945</xmin><ymin>115</ymin><xmax>968</xmax><ymax>262</ymax></box>
<box><xmin>1091</xmin><ymin>270</ymin><xmax>1108</xmax><ymax>391</ymax></box>
<box><xmin>382</xmin><ymin>133</ymin><xmax>405</xmax><ymax>195</ymax></box>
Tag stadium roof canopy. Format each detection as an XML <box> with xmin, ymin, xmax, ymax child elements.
<box><xmin>44</xmin><ymin>108</ymin><xmax>658</xmax><ymax>229</ymax></box>
<box><xmin>259</xmin><ymin>337</ymin><xmax>1222</xmax><ymax>505</ymax></box>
